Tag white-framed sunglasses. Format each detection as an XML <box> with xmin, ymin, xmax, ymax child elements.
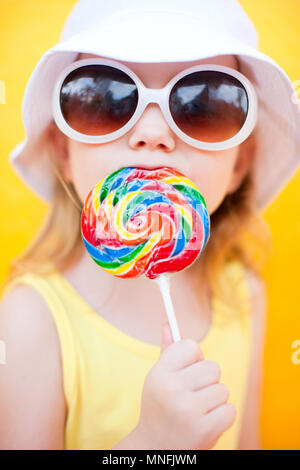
<box><xmin>52</xmin><ymin>57</ymin><xmax>258</xmax><ymax>151</ymax></box>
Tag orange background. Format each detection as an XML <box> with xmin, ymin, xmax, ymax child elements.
<box><xmin>0</xmin><ymin>0</ymin><xmax>299</xmax><ymax>449</ymax></box>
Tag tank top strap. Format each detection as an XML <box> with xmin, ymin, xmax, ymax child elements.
<box><xmin>1</xmin><ymin>272</ymin><xmax>79</xmax><ymax>415</ymax></box>
<box><xmin>211</xmin><ymin>258</ymin><xmax>252</xmax><ymax>331</ymax></box>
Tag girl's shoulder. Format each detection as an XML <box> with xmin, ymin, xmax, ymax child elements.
<box><xmin>1</xmin><ymin>276</ymin><xmax>56</xmax><ymax>323</ymax></box>
<box><xmin>0</xmin><ymin>280</ymin><xmax>67</xmax><ymax>448</ymax></box>
<box><xmin>0</xmin><ymin>277</ymin><xmax>64</xmax><ymax>377</ymax></box>
<box><xmin>0</xmin><ymin>268</ymin><xmax>73</xmax><ymax>372</ymax></box>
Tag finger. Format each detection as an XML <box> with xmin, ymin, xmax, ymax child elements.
<box><xmin>176</xmin><ymin>360</ymin><xmax>221</xmax><ymax>391</ymax></box>
<box><xmin>193</xmin><ymin>383</ymin><xmax>230</xmax><ymax>414</ymax></box>
<box><xmin>207</xmin><ymin>436</ymin><xmax>220</xmax><ymax>450</ymax></box>
<box><xmin>199</xmin><ymin>403</ymin><xmax>237</xmax><ymax>443</ymax></box>
<box><xmin>159</xmin><ymin>338</ymin><xmax>204</xmax><ymax>372</ymax></box>
<box><xmin>161</xmin><ymin>322</ymin><xmax>174</xmax><ymax>352</ymax></box>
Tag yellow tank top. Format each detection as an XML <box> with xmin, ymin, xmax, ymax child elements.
<box><xmin>2</xmin><ymin>259</ymin><xmax>252</xmax><ymax>450</ymax></box>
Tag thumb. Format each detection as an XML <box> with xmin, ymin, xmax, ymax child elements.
<box><xmin>161</xmin><ymin>322</ymin><xmax>174</xmax><ymax>353</ymax></box>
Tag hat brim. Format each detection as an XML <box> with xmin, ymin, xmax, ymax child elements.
<box><xmin>9</xmin><ymin>16</ymin><xmax>300</xmax><ymax>210</ymax></box>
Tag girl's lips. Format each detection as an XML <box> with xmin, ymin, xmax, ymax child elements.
<box><xmin>117</xmin><ymin>164</ymin><xmax>182</xmax><ymax>174</ymax></box>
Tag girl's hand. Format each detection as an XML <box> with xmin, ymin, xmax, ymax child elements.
<box><xmin>135</xmin><ymin>322</ymin><xmax>236</xmax><ymax>450</ymax></box>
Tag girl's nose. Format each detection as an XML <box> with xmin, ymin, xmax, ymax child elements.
<box><xmin>128</xmin><ymin>103</ymin><xmax>176</xmax><ymax>152</ymax></box>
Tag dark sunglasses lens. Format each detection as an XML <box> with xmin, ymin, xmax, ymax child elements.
<box><xmin>60</xmin><ymin>65</ymin><xmax>138</xmax><ymax>136</ymax></box>
<box><xmin>169</xmin><ymin>71</ymin><xmax>248</xmax><ymax>143</ymax></box>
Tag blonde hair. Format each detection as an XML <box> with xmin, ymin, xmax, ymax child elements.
<box><xmin>2</xmin><ymin>56</ymin><xmax>273</xmax><ymax>316</ymax></box>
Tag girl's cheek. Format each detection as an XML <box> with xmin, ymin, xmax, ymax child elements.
<box><xmin>190</xmin><ymin>151</ymin><xmax>238</xmax><ymax>214</ymax></box>
<box><xmin>68</xmin><ymin>149</ymin><xmax>110</xmax><ymax>202</ymax></box>
<box><xmin>198</xmin><ymin>176</ymin><xmax>229</xmax><ymax>214</ymax></box>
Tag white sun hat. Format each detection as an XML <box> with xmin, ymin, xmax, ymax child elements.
<box><xmin>9</xmin><ymin>0</ymin><xmax>300</xmax><ymax>211</ymax></box>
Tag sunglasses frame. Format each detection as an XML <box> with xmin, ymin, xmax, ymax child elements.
<box><xmin>52</xmin><ymin>57</ymin><xmax>258</xmax><ymax>151</ymax></box>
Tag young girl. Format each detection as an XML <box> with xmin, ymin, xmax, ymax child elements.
<box><xmin>1</xmin><ymin>0</ymin><xmax>299</xmax><ymax>450</ymax></box>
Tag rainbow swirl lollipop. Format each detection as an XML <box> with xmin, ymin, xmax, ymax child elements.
<box><xmin>81</xmin><ymin>167</ymin><xmax>210</xmax><ymax>280</ymax></box>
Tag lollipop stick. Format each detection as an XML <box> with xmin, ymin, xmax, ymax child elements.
<box><xmin>154</xmin><ymin>274</ymin><xmax>181</xmax><ymax>342</ymax></box>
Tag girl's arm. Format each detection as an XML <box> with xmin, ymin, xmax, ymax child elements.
<box><xmin>0</xmin><ymin>284</ymin><xmax>67</xmax><ymax>449</ymax></box>
<box><xmin>237</xmin><ymin>269</ymin><xmax>267</xmax><ymax>450</ymax></box>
